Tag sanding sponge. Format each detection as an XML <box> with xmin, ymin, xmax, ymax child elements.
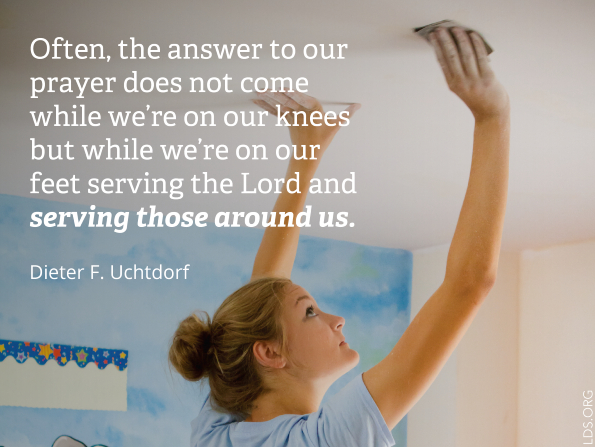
<box><xmin>413</xmin><ymin>19</ymin><xmax>494</xmax><ymax>55</ymax></box>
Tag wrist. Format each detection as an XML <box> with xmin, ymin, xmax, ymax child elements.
<box><xmin>287</xmin><ymin>155</ymin><xmax>322</xmax><ymax>173</ymax></box>
<box><xmin>473</xmin><ymin>109</ymin><xmax>510</xmax><ymax>125</ymax></box>
<box><xmin>473</xmin><ymin>96</ymin><xmax>510</xmax><ymax>124</ymax></box>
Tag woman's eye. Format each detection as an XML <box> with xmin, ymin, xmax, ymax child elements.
<box><xmin>306</xmin><ymin>305</ymin><xmax>317</xmax><ymax>317</ymax></box>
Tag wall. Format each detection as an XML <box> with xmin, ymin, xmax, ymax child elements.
<box><xmin>408</xmin><ymin>244</ymin><xmax>457</xmax><ymax>447</ymax></box>
<box><xmin>518</xmin><ymin>239</ymin><xmax>595</xmax><ymax>447</ymax></box>
<box><xmin>456</xmin><ymin>250</ymin><xmax>519</xmax><ymax>447</ymax></box>
<box><xmin>409</xmin><ymin>238</ymin><xmax>595</xmax><ymax>447</ymax></box>
<box><xmin>408</xmin><ymin>245</ymin><xmax>520</xmax><ymax>447</ymax></box>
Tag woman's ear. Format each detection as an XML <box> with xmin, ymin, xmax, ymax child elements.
<box><xmin>253</xmin><ymin>340</ymin><xmax>286</xmax><ymax>369</ymax></box>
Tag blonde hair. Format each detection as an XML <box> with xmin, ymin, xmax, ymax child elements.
<box><xmin>168</xmin><ymin>276</ymin><xmax>293</xmax><ymax>417</ymax></box>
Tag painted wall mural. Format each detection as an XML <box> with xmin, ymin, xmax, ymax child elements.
<box><xmin>0</xmin><ymin>194</ymin><xmax>412</xmax><ymax>447</ymax></box>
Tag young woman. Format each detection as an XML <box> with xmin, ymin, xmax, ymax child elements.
<box><xmin>169</xmin><ymin>26</ymin><xmax>510</xmax><ymax>447</ymax></box>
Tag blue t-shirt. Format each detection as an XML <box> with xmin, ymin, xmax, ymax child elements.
<box><xmin>190</xmin><ymin>372</ymin><xmax>395</xmax><ymax>447</ymax></box>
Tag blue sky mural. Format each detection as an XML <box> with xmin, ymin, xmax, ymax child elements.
<box><xmin>0</xmin><ymin>194</ymin><xmax>412</xmax><ymax>447</ymax></box>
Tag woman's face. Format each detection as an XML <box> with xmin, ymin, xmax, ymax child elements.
<box><xmin>279</xmin><ymin>284</ymin><xmax>359</xmax><ymax>382</ymax></box>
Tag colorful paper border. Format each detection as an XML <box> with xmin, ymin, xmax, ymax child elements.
<box><xmin>0</xmin><ymin>339</ymin><xmax>128</xmax><ymax>371</ymax></box>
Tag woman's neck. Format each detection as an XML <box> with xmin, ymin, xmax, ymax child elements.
<box><xmin>244</xmin><ymin>374</ymin><xmax>331</xmax><ymax>422</ymax></box>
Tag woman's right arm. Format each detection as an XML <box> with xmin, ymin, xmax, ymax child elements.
<box><xmin>363</xmin><ymin>26</ymin><xmax>511</xmax><ymax>431</ymax></box>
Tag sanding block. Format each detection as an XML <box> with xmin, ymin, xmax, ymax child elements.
<box><xmin>413</xmin><ymin>19</ymin><xmax>494</xmax><ymax>55</ymax></box>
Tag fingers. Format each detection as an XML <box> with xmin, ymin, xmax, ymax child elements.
<box><xmin>252</xmin><ymin>98</ymin><xmax>294</xmax><ymax>124</ymax></box>
<box><xmin>254</xmin><ymin>92</ymin><xmax>293</xmax><ymax>115</ymax></box>
<box><xmin>428</xmin><ymin>32</ymin><xmax>452</xmax><ymax>81</ymax></box>
<box><xmin>325</xmin><ymin>102</ymin><xmax>361</xmax><ymax>126</ymax></box>
<box><xmin>251</xmin><ymin>99</ymin><xmax>277</xmax><ymax>116</ymax></box>
<box><xmin>433</xmin><ymin>27</ymin><xmax>465</xmax><ymax>82</ymax></box>
<box><xmin>451</xmin><ymin>27</ymin><xmax>479</xmax><ymax>78</ymax></box>
<box><xmin>469</xmin><ymin>31</ymin><xmax>493</xmax><ymax>78</ymax></box>
<box><xmin>343</xmin><ymin>103</ymin><xmax>361</xmax><ymax>116</ymax></box>
<box><xmin>262</xmin><ymin>91</ymin><xmax>302</xmax><ymax>110</ymax></box>
<box><xmin>255</xmin><ymin>90</ymin><xmax>319</xmax><ymax>112</ymax></box>
<box><xmin>284</xmin><ymin>91</ymin><xmax>321</xmax><ymax>111</ymax></box>
<box><xmin>253</xmin><ymin>90</ymin><xmax>321</xmax><ymax>121</ymax></box>
<box><xmin>252</xmin><ymin>91</ymin><xmax>360</xmax><ymax>127</ymax></box>
<box><xmin>430</xmin><ymin>26</ymin><xmax>494</xmax><ymax>84</ymax></box>
<box><xmin>338</xmin><ymin>103</ymin><xmax>361</xmax><ymax>122</ymax></box>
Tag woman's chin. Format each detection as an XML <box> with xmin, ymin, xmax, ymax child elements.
<box><xmin>342</xmin><ymin>349</ymin><xmax>360</xmax><ymax>371</ymax></box>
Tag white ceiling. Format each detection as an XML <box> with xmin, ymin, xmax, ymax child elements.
<box><xmin>1</xmin><ymin>0</ymin><xmax>593</xmax><ymax>252</ymax></box>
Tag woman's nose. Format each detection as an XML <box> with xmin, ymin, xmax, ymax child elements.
<box><xmin>333</xmin><ymin>315</ymin><xmax>345</xmax><ymax>330</ymax></box>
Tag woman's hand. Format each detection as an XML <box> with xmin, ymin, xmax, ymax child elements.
<box><xmin>249</xmin><ymin>91</ymin><xmax>359</xmax><ymax>281</ymax></box>
<box><xmin>429</xmin><ymin>26</ymin><xmax>510</xmax><ymax>121</ymax></box>
<box><xmin>252</xmin><ymin>91</ymin><xmax>360</xmax><ymax>158</ymax></box>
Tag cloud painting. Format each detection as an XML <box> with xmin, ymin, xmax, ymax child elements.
<box><xmin>0</xmin><ymin>194</ymin><xmax>411</xmax><ymax>447</ymax></box>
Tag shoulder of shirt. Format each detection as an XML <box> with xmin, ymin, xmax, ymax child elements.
<box><xmin>190</xmin><ymin>374</ymin><xmax>367</xmax><ymax>442</ymax></box>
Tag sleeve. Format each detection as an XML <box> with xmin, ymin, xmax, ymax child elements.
<box><xmin>303</xmin><ymin>373</ymin><xmax>395</xmax><ymax>447</ymax></box>
<box><xmin>189</xmin><ymin>393</ymin><xmax>240</xmax><ymax>447</ymax></box>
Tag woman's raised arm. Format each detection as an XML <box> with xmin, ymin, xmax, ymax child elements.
<box><xmin>363</xmin><ymin>26</ymin><xmax>511</xmax><ymax>430</ymax></box>
<box><xmin>250</xmin><ymin>92</ymin><xmax>360</xmax><ymax>281</ymax></box>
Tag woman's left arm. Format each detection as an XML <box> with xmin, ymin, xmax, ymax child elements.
<box><xmin>250</xmin><ymin>91</ymin><xmax>359</xmax><ymax>280</ymax></box>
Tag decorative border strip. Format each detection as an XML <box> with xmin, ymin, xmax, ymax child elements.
<box><xmin>0</xmin><ymin>339</ymin><xmax>128</xmax><ymax>371</ymax></box>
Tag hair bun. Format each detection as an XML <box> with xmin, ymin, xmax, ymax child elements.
<box><xmin>168</xmin><ymin>310</ymin><xmax>213</xmax><ymax>382</ymax></box>
<box><xmin>202</xmin><ymin>325</ymin><xmax>212</xmax><ymax>353</ymax></box>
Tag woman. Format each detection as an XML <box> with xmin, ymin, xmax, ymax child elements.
<box><xmin>169</xmin><ymin>26</ymin><xmax>510</xmax><ymax>447</ymax></box>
